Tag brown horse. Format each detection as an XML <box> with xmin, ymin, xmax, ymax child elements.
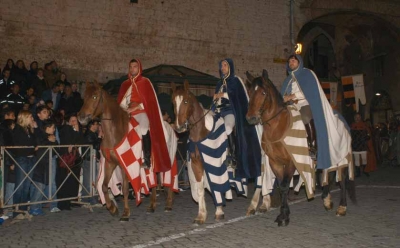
<box><xmin>246</xmin><ymin>70</ymin><xmax>356</xmax><ymax>226</ymax></box>
<box><xmin>78</xmin><ymin>82</ymin><xmax>175</xmax><ymax>221</ymax></box>
<box><xmin>171</xmin><ymin>80</ymin><xmax>272</xmax><ymax>224</ymax></box>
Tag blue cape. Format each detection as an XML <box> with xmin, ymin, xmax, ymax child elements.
<box><xmin>213</xmin><ymin>59</ymin><xmax>261</xmax><ymax>178</ymax></box>
<box><xmin>280</xmin><ymin>55</ymin><xmax>332</xmax><ymax>169</ymax></box>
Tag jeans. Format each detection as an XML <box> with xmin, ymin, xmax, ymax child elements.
<box><xmin>30</xmin><ymin>181</ymin><xmax>45</xmax><ymax>210</ymax></box>
<box><xmin>13</xmin><ymin>156</ymin><xmax>36</xmax><ymax>211</ymax></box>
<box><xmin>82</xmin><ymin>159</ymin><xmax>98</xmax><ymax>204</ymax></box>
<box><xmin>44</xmin><ymin>156</ymin><xmax>58</xmax><ymax>208</ymax></box>
<box><xmin>177</xmin><ymin>160</ymin><xmax>189</xmax><ymax>184</ymax></box>
<box><xmin>4</xmin><ymin>182</ymin><xmax>15</xmax><ymax>205</ymax></box>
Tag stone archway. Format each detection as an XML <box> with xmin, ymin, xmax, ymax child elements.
<box><xmin>297</xmin><ymin>11</ymin><xmax>400</xmax><ymax>117</ymax></box>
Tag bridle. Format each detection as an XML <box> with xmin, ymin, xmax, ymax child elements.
<box><xmin>254</xmin><ymin>80</ymin><xmax>286</xmax><ymax>126</ymax></box>
<box><xmin>176</xmin><ymin>91</ymin><xmax>217</xmax><ymax>131</ymax></box>
<box><xmin>90</xmin><ymin>89</ymin><xmax>112</xmax><ymax>121</ymax></box>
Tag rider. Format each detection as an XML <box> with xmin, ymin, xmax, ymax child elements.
<box><xmin>281</xmin><ymin>54</ymin><xmax>350</xmax><ymax>169</ymax></box>
<box><xmin>117</xmin><ymin>59</ymin><xmax>170</xmax><ymax>172</ymax></box>
<box><xmin>212</xmin><ymin>59</ymin><xmax>261</xmax><ymax>179</ymax></box>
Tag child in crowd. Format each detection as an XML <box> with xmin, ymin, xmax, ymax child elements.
<box><xmin>30</xmin><ymin>120</ymin><xmax>59</xmax><ymax>215</ymax></box>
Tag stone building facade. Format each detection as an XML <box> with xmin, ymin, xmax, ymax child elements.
<box><xmin>1</xmin><ymin>0</ymin><xmax>400</xmax><ymax>114</ymax></box>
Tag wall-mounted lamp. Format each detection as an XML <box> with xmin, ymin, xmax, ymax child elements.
<box><xmin>295</xmin><ymin>43</ymin><xmax>302</xmax><ymax>54</ymax></box>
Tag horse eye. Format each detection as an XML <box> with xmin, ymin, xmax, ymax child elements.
<box><xmin>184</xmin><ymin>100</ymin><xmax>188</xmax><ymax>104</ymax></box>
<box><xmin>93</xmin><ymin>96</ymin><xmax>97</xmax><ymax>100</ymax></box>
<box><xmin>262</xmin><ymin>91</ymin><xmax>266</xmax><ymax>95</ymax></box>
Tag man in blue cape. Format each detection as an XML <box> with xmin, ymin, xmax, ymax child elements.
<box><xmin>212</xmin><ymin>59</ymin><xmax>261</xmax><ymax>179</ymax></box>
<box><xmin>281</xmin><ymin>55</ymin><xmax>351</xmax><ymax>170</ymax></box>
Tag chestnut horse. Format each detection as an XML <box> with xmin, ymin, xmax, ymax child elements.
<box><xmin>171</xmin><ymin>80</ymin><xmax>271</xmax><ymax>224</ymax></box>
<box><xmin>78</xmin><ymin>82</ymin><xmax>174</xmax><ymax>221</ymax></box>
<box><xmin>246</xmin><ymin>70</ymin><xmax>356</xmax><ymax>226</ymax></box>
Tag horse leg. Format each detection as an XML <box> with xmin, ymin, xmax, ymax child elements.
<box><xmin>270</xmin><ymin>158</ymin><xmax>296</xmax><ymax>226</ymax></box>
<box><xmin>259</xmin><ymin>194</ymin><xmax>271</xmax><ymax>213</ymax></box>
<box><xmin>336</xmin><ymin>167</ymin><xmax>347</xmax><ymax>216</ymax></box>
<box><xmin>246</xmin><ymin>187</ymin><xmax>261</xmax><ymax>216</ymax></box>
<box><xmin>165</xmin><ymin>187</ymin><xmax>174</xmax><ymax>212</ymax></box>
<box><xmin>102</xmin><ymin>161</ymin><xmax>119</xmax><ymax>217</ymax></box>
<box><xmin>147</xmin><ymin>187</ymin><xmax>157</xmax><ymax>213</ymax></box>
<box><xmin>191</xmin><ymin>149</ymin><xmax>207</xmax><ymax>224</ymax></box>
<box><xmin>120</xmin><ymin>171</ymin><xmax>131</xmax><ymax>221</ymax></box>
<box><xmin>322</xmin><ymin>170</ymin><xmax>335</xmax><ymax>211</ymax></box>
<box><xmin>215</xmin><ymin>205</ymin><xmax>224</xmax><ymax>221</ymax></box>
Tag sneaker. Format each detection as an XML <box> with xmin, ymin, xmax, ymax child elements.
<box><xmin>50</xmin><ymin>207</ymin><xmax>61</xmax><ymax>213</ymax></box>
<box><xmin>29</xmin><ymin>209</ymin><xmax>45</xmax><ymax>216</ymax></box>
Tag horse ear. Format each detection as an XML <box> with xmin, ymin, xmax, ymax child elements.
<box><xmin>93</xmin><ymin>80</ymin><xmax>100</xmax><ymax>88</ymax></box>
<box><xmin>246</xmin><ymin>71</ymin><xmax>254</xmax><ymax>82</ymax></box>
<box><xmin>183</xmin><ymin>80</ymin><xmax>189</xmax><ymax>91</ymax></box>
<box><xmin>262</xmin><ymin>69</ymin><xmax>269</xmax><ymax>81</ymax></box>
<box><xmin>171</xmin><ymin>82</ymin><xmax>176</xmax><ymax>93</ymax></box>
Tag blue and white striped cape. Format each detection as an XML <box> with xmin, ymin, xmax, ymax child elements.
<box><xmin>188</xmin><ymin>115</ymin><xmax>245</xmax><ymax>206</ymax></box>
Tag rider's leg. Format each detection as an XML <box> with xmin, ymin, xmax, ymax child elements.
<box><xmin>134</xmin><ymin>113</ymin><xmax>151</xmax><ymax>167</ymax></box>
<box><xmin>300</xmin><ymin>106</ymin><xmax>316</xmax><ymax>158</ymax></box>
<box><xmin>224</xmin><ymin>114</ymin><xmax>237</xmax><ymax>168</ymax></box>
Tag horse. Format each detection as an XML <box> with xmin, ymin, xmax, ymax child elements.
<box><xmin>78</xmin><ymin>81</ymin><xmax>175</xmax><ymax>221</ymax></box>
<box><xmin>171</xmin><ymin>80</ymin><xmax>272</xmax><ymax>224</ymax></box>
<box><xmin>245</xmin><ymin>70</ymin><xmax>356</xmax><ymax>226</ymax></box>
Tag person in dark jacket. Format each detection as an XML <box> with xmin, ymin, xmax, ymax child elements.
<box><xmin>42</xmin><ymin>83</ymin><xmax>61</xmax><ymax>111</ymax></box>
<box><xmin>82</xmin><ymin>119</ymin><xmax>102</xmax><ymax>204</ymax></box>
<box><xmin>31</xmin><ymin>120</ymin><xmax>59</xmax><ymax>215</ymax></box>
<box><xmin>11</xmin><ymin>60</ymin><xmax>28</xmax><ymax>92</ymax></box>
<box><xmin>0</xmin><ymin>68</ymin><xmax>13</xmax><ymax>99</ymax></box>
<box><xmin>58</xmin><ymin>83</ymin><xmax>82</xmax><ymax>115</ymax></box>
<box><xmin>56</xmin><ymin>113</ymin><xmax>85</xmax><ymax>210</ymax></box>
<box><xmin>3</xmin><ymin>83</ymin><xmax>25</xmax><ymax>114</ymax></box>
<box><xmin>31</xmin><ymin>68</ymin><xmax>47</xmax><ymax>98</ymax></box>
<box><xmin>11</xmin><ymin>110</ymin><xmax>38</xmax><ymax>216</ymax></box>
<box><xmin>3</xmin><ymin>59</ymin><xmax>14</xmax><ymax>74</ymax></box>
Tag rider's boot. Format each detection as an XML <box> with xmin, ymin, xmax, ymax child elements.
<box><xmin>227</xmin><ymin>132</ymin><xmax>237</xmax><ymax>169</ymax></box>
<box><xmin>142</xmin><ymin>131</ymin><xmax>152</xmax><ymax>169</ymax></box>
<box><xmin>305</xmin><ymin>119</ymin><xmax>317</xmax><ymax>160</ymax></box>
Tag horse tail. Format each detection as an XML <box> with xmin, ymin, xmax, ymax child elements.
<box><xmin>346</xmin><ymin>177</ymin><xmax>357</xmax><ymax>205</ymax></box>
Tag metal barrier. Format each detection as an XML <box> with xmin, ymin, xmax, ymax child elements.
<box><xmin>0</xmin><ymin>145</ymin><xmax>97</xmax><ymax>212</ymax></box>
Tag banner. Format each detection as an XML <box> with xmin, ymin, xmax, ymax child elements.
<box><xmin>320</xmin><ymin>81</ymin><xmax>340</xmax><ymax>110</ymax></box>
<box><xmin>341</xmin><ymin>74</ymin><xmax>366</xmax><ymax>112</ymax></box>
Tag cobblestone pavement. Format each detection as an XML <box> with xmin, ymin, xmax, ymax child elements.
<box><xmin>1</xmin><ymin>166</ymin><xmax>399</xmax><ymax>248</ymax></box>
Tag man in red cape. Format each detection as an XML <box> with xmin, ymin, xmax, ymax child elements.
<box><xmin>117</xmin><ymin>59</ymin><xmax>170</xmax><ymax>172</ymax></box>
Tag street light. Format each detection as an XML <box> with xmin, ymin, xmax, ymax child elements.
<box><xmin>295</xmin><ymin>43</ymin><xmax>302</xmax><ymax>54</ymax></box>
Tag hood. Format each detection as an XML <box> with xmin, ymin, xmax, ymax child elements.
<box><xmin>129</xmin><ymin>58</ymin><xmax>143</xmax><ymax>81</ymax></box>
<box><xmin>219</xmin><ymin>58</ymin><xmax>235</xmax><ymax>80</ymax></box>
<box><xmin>286</xmin><ymin>54</ymin><xmax>304</xmax><ymax>74</ymax></box>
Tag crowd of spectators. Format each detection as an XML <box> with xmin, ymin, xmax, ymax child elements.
<box><xmin>0</xmin><ymin>59</ymin><xmax>102</xmax><ymax>219</ymax></box>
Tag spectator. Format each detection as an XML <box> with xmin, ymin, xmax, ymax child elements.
<box><xmin>24</xmin><ymin>86</ymin><xmax>35</xmax><ymax>99</ymax></box>
<box><xmin>351</xmin><ymin>113</ymin><xmax>370</xmax><ymax>177</ymax></box>
<box><xmin>31</xmin><ymin>68</ymin><xmax>47</xmax><ymax>98</ymax></box>
<box><xmin>71</xmin><ymin>82</ymin><xmax>81</xmax><ymax>99</ymax></box>
<box><xmin>27</xmin><ymin>61</ymin><xmax>38</xmax><ymax>86</ymax></box>
<box><xmin>82</xmin><ymin>119</ymin><xmax>102</xmax><ymax>205</ymax></box>
<box><xmin>3</xmin><ymin>59</ymin><xmax>14</xmax><ymax>74</ymax></box>
<box><xmin>58</xmin><ymin>83</ymin><xmax>82</xmax><ymax>115</ymax></box>
<box><xmin>43</xmin><ymin>62</ymin><xmax>54</xmax><ymax>89</ymax></box>
<box><xmin>44</xmin><ymin>61</ymin><xmax>61</xmax><ymax>90</ymax></box>
<box><xmin>177</xmin><ymin>131</ymin><xmax>189</xmax><ymax>190</ymax></box>
<box><xmin>3</xmin><ymin>83</ymin><xmax>25</xmax><ymax>114</ymax></box>
<box><xmin>34</xmin><ymin>120</ymin><xmax>60</xmax><ymax>214</ymax></box>
<box><xmin>56</xmin><ymin>113</ymin><xmax>84</xmax><ymax>210</ymax></box>
<box><xmin>42</xmin><ymin>83</ymin><xmax>61</xmax><ymax>111</ymax></box>
<box><xmin>11</xmin><ymin>60</ymin><xmax>28</xmax><ymax>91</ymax></box>
<box><xmin>11</xmin><ymin>110</ymin><xmax>38</xmax><ymax>217</ymax></box>
<box><xmin>59</xmin><ymin>72</ymin><xmax>69</xmax><ymax>86</ymax></box>
<box><xmin>27</xmin><ymin>95</ymin><xmax>38</xmax><ymax>115</ymax></box>
<box><xmin>0</xmin><ymin>68</ymin><xmax>13</xmax><ymax>99</ymax></box>
<box><xmin>58</xmin><ymin>81</ymin><xmax>65</xmax><ymax>96</ymax></box>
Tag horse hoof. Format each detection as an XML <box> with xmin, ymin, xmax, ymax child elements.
<box><xmin>146</xmin><ymin>208</ymin><xmax>155</xmax><ymax>213</ymax></box>
<box><xmin>336</xmin><ymin>206</ymin><xmax>347</xmax><ymax>216</ymax></box>
<box><xmin>284</xmin><ymin>218</ymin><xmax>290</xmax><ymax>226</ymax></box>
<box><xmin>324</xmin><ymin>202</ymin><xmax>334</xmax><ymax>211</ymax></box>
<box><xmin>258</xmin><ymin>208</ymin><xmax>269</xmax><ymax>214</ymax></box>
<box><xmin>119</xmin><ymin>217</ymin><xmax>130</xmax><ymax>222</ymax></box>
<box><xmin>193</xmin><ymin>219</ymin><xmax>205</xmax><ymax>225</ymax></box>
<box><xmin>109</xmin><ymin>208</ymin><xmax>119</xmax><ymax>217</ymax></box>
<box><xmin>164</xmin><ymin>207</ymin><xmax>172</xmax><ymax>212</ymax></box>
<box><xmin>215</xmin><ymin>214</ymin><xmax>225</xmax><ymax>221</ymax></box>
<box><xmin>246</xmin><ymin>209</ymin><xmax>256</xmax><ymax>216</ymax></box>
<box><xmin>275</xmin><ymin>220</ymin><xmax>283</xmax><ymax>227</ymax></box>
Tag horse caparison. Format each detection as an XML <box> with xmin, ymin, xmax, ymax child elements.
<box><xmin>171</xmin><ymin>80</ymin><xmax>272</xmax><ymax>224</ymax></box>
<box><xmin>78</xmin><ymin>81</ymin><xmax>174</xmax><ymax>221</ymax></box>
<box><xmin>246</xmin><ymin>70</ymin><xmax>356</xmax><ymax>226</ymax></box>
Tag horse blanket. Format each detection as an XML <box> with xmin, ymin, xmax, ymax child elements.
<box><xmin>97</xmin><ymin>119</ymin><xmax>178</xmax><ymax>205</ymax></box>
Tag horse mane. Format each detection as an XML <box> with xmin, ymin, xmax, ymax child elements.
<box><xmin>252</xmin><ymin>76</ymin><xmax>285</xmax><ymax>108</ymax></box>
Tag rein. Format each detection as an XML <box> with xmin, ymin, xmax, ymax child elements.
<box><xmin>256</xmin><ymin>83</ymin><xmax>287</xmax><ymax>126</ymax></box>
<box><xmin>92</xmin><ymin>89</ymin><xmax>112</xmax><ymax>121</ymax></box>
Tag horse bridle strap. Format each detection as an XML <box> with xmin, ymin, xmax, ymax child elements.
<box><xmin>183</xmin><ymin>92</ymin><xmax>217</xmax><ymax>130</ymax></box>
<box><xmin>92</xmin><ymin>89</ymin><xmax>112</xmax><ymax>121</ymax></box>
<box><xmin>260</xmin><ymin>106</ymin><xmax>286</xmax><ymax>126</ymax></box>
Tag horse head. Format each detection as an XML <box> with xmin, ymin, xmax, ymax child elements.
<box><xmin>246</xmin><ymin>69</ymin><xmax>283</xmax><ymax>125</ymax></box>
<box><xmin>78</xmin><ymin>81</ymin><xmax>104</xmax><ymax>125</ymax></box>
<box><xmin>171</xmin><ymin>80</ymin><xmax>193</xmax><ymax>133</ymax></box>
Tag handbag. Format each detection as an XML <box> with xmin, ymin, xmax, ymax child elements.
<box><xmin>58</xmin><ymin>147</ymin><xmax>83</xmax><ymax>169</ymax></box>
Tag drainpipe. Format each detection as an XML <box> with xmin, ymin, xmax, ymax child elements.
<box><xmin>290</xmin><ymin>0</ymin><xmax>295</xmax><ymax>53</ymax></box>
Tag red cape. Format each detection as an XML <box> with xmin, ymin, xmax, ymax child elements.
<box><xmin>117</xmin><ymin>59</ymin><xmax>171</xmax><ymax>172</ymax></box>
